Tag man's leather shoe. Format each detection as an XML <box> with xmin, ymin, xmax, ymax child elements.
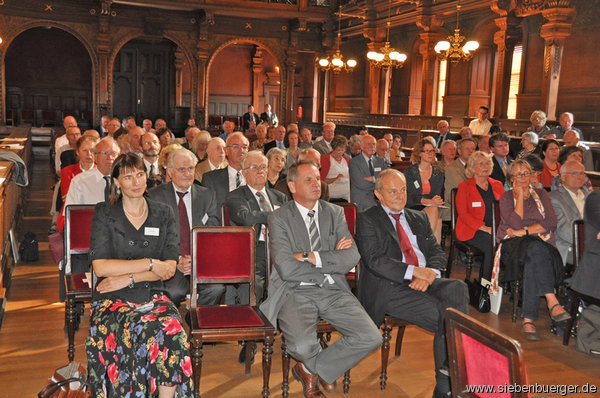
<box><xmin>238</xmin><ymin>341</ymin><xmax>257</xmax><ymax>365</ymax></box>
<box><xmin>292</xmin><ymin>362</ymin><xmax>326</xmax><ymax>398</ymax></box>
<box><xmin>319</xmin><ymin>378</ymin><xmax>336</xmax><ymax>392</ymax></box>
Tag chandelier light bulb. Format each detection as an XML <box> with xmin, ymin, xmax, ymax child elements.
<box><xmin>463</xmin><ymin>41</ymin><xmax>480</xmax><ymax>53</ymax></box>
<box><xmin>435</xmin><ymin>41</ymin><xmax>451</xmax><ymax>53</ymax></box>
<box><xmin>318</xmin><ymin>58</ymin><xmax>330</xmax><ymax>67</ymax></box>
<box><xmin>389</xmin><ymin>51</ymin><xmax>401</xmax><ymax>61</ymax></box>
<box><xmin>347</xmin><ymin>59</ymin><xmax>357</xmax><ymax>68</ymax></box>
<box><xmin>367</xmin><ymin>51</ymin><xmax>378</xmax><ymax>60</ymax></box>
<box><xmin>331</xmin><ymin>57</ymin><xmax>344</xmax><ymax>67</ymax></box>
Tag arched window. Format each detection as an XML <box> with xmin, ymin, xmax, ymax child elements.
<box><xmin>506</xmin><ymin>44</ymin><xmax>523</xmax><ymax>119</ymax></box>
<box><xmin>435</xmin><ymin>59</ymin><xmax>448</xmax><ymax>116</ymax></box>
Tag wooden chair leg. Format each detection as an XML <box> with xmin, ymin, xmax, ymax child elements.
<box><xmin>394</xmin><ymin>324</ymin><xmax>406</xmax><ymax>357</ymax></box>
<box><xmin>445</xmin><ymin>244</ymin><xmax>455</xmax><ymax>278</ymax></box>
<box><xmin>512</xmin><ymin>280</ymin><xmax>520</xmax><ymax>323</ymax></box>
<box><xmin>261</xmin><ymin>335</ymin><xmax>273</xmax><ymax>398</ymax></box>
<box><xmin>380</xmin><ymin>323</ymin><xmax>392</xmax><ymax>390</ymax></box>
<box><xmin>465</xmin><ymin>251</ymin><xmax>474</xmax><ymax>282</ymax></box>
<box><xmin>65</xmin><ymin>296</ymin><xmax>76</xmax><ymax>362</ymax></box>
<box><xmin>191</xmin><ymin>336</ymin><xmax>203</xmax><ymax>398</ymax></box>
<box><xmin>563</xmin><ymin>292</ymin><xmax>581</xmax><ymax>346</ymax></box>
<box><xmin>343</xmin><ymin>369</ymin><xmax>351</xmax><ymax>393</ymax></box>
<box><xmin>281</xmin><ymin>338</ymin><xmax>290</xmax><ymax>398</ymax></box>
<box><xmin>244</xmin><ymin>341</ymin><xmax>253</xmax><ymax>376</ymax></box>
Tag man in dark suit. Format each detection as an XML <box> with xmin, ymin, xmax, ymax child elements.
<box><xmin>435</xmin><ymin>120</ymin><xmax>459</xmax><ymax>148</ymax></box>
<box><xmin>260</xmin><ymin>103</ymin><xmax>278</xmax><ymax>127</ymax></box>
<box><xmin>242</xmin><ymin>105</ymin><xmax>260</xmax><ymax>131</ymax></box>
<box><xmin>260</xmin><ymin>161</ymin><xmax>381</xmax><ymax>398</ymax></box>
<box><xmin>349</xmin><ymin>134</ymin><xmax>387</xmax><ymax>211</ymax></box>
<box><xmin>489</xmin><ymin>132</ymin><xmax>512</xmax><ymax>186</ymax></box>
<box><xmin>263</xmin><ymin>125</ymin><xmax>286</xmax><ymax>153</ymax></box>
<box><xmin>148</xmin><ymin>148</ymin><xmax>221</xmax><ymax>307</ymax></box>
<box><xmin>571</xmin><ymin>189</ymin><xmax>600</xmax><ymax>300</ymax></box>
<box><xmin>201</xmin><ymin>132</ymin><xmax>249</xmax><ymax>222</ymax></box>
<box><xmin>356</xmin><ymin>169</ymin><xmax>468</xmax><ymax>398</ymax></box>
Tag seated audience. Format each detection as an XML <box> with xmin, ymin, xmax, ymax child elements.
<box><xmin>266</xmin><ymin>147</ymin><xmax>287</xmax><ymax>189</ymax></box>
<box><xmin>389</xmin><ymin>134</ymin><xmax>405</xmax><ymax>161</ymax></box>
<box><xmin>149</xmin><ymin>148</ymin><xmax>221</xmax><ymax>309</ymax></box>
<box><xmin>60</xmin><ymin>135</ymin><xmax>97</xmax><ymax>202</ymax></box>
<box><xmin>562</xmin><ymin>129</ymin><xmax>594</xmax><ymax>171</ymax></box>
<box><xmin>299</xmin><ymin>127</ymin><xmax>313</xmax><ymax>149</ymax></box>
<box><xmin>404</xmin><ymin>139</ymin><xmax>444</xmax><ymax>243</ymax></box>
<box><xmin>218</xmin><ymin>120</ymin><xmax>236</xmax><ymax>141</ymax></box>
<box><xmin>142</xmin><ymin>118</ymin><xmax>154</xmax><ymax>133</ymax></box>
<box><xmin>455</xmin><ymin>151</ymin><xmax>505</xmax><ymax>279</ymax></box>
<box><xmin>443</xmin><ymin>138</ymin><xmax>477</xmax><ymax>220</ymax></box>
<box><xmin>547</xmin><ymin>112</ymin><xmax>582</xmax><ymax>140</ymax></box>
<box><xmin>469</xmin><ymin>106</ymin><xmax>493</xmax><ymax>135</ymax></box>
<box><xmin>83</xmin><ymin>129</ymin><xmax>101</xmax><ymax>140</ymax></box>
<box><xmin>553</xmin><ymin>146</ymin><xmax>593</xmax><ymax>192</ymax></box>
<box><xmin>194</xmin><ymin>137</ymin><xmax>227</xmax><ymax>183</ymax></box>
<box><xmin>570</xmin><ymin>189</ymin><xmax>600</xmax><ymax>300</ymax></box>
<box><xmin>435</xmin><ymin>120</ymin><xmax>458</xmax><ymax>148</ymax></box>
<box><xmin>477</xmin><ymin>134</ymin><xmax>492</xmax><ymax>153</ymax></box>
<box><xmin>154</xmin><ymin>118</ymin><xmax>167</xmax><ymax>130</ymax></box>
<box><xmin>517</xmin><ymin>131</ymin><xmax>539</xmax><ymax>159</ymax></box>
<box><xmin>489</xmin><ymin>133</ymin><xmax>512</xmax><ymax>187</ymax></box>
<box><xmin>285</xmin><ymin>129</ymin><xmax>300</xmax><ymax>169</ymax></box>
<box><xmin>105</xmin><ymin>117</ymin><xmax>121</xmax><ymax>138</ymax></box>
<box><xmin>539</xmin><ymin>139</ymin><xmax>561</xmax><ymax>189</ymax></box>
<box><xmin>158</xmin><ymin>143</ymin><xmax>184</xmax><ymax>182</ymax></box>
<box><xmin>459</xmin><ymin>126</ymin><xmax>473</xmax><ymax>139</ymax></box>
<box><xmin>356</xmin><ymin>168</ymin><xmax>468</xmax><ymax>398</ymax></box>
<box><xmin>156</xmin><ymin>127</ymin><xmax>173</xmax><ymax>148</ymax></box>
<box><xmin>321</xmin><ymin>135</ymin><xmax>350</xmax><ymax>202</ymax></box>
<box><xmin>249</xmin><ymin>123</ymin><xmax>268</xmax><ymax>152</ymax></box>
<box><xmin>260</xmin><ymin>161</ymin><xmax>381</xmax><ymax>398</ymax></box>
<box><xmin>127</xmin><ymin>126</ymin><xmax>144</xmax><ymax>157</ymax></box>
<box><xmin>58</xmin><ymin>126</ymin><xmax>82</xmax><ymax>173</ymax></box>
<box><xmin>264</xmin><ymin>125</ymin><xmax>286</xmax><ymax>152</ymax></box>
<box><xmin>497</xmin><ymin>159</ymin><xmax>569</xmax><ymax>341</ymax></box>
<box><xmin>141</xmin><ymin>132</ymin><xmax>162</xmax><ymax>189</ymax></box>
<box><xmin>358</xmin><ymin>126</ymin><xmax>368</xmax><ymax>135</ymax></box>
<box><xmin>313</xmin><ymin>122</ymin><xmax>336</xmax><ymax>156</ymax></box>
<box><xmin>181</xmin><ymin>126</ymin><xmax>200</xmax><ymax>152</ymax></box>
<box><xmin>549</xmin><ymin>160</ymin><xmax>589</xmax><ymax>265</ymax></box>
<box><xmin>346</xmin><ymin>134</ymin><xmax>362</xmax><ymax>158</ymax></box>
<box><xmin>349</xmin><ymin>134</ymin><xmax>388</xmax><ymax>211</ymax></box>
<box><xmin>376</xmin><ymin>138</ymin><xmax>391</xmax><ymax>166</ymax></box>
<box><xmin>438</xmin><ymin>140</ymin><xmax>457</xmax><ymax>172</ymax></box>
<box><xmin>273</xmin><ymin>148</ymin><xmax>330</xmax><ymax>201</ymax></box>
<box><xmin>526</xmin><ymin>110</ymin><xmax>551</xmax><ymax>137</ymax></box>
<box><xmin>523</xmin><ymin>153</ymin><xmax>544</xmax><ymax>189</ymax></box>
<box><xmin>86</xmin><ymin>153</ymin><xmax>192</xmax><ymax>397</ymax></box>
<box><xmin>190</xmin><ymin>129</ymin><xmax>211</xmax><ymax>162</ymax></box>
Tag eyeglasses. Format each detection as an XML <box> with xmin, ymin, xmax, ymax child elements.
<box><xmin>245</xmin><ymin>164</ymin><xmax>267</xmax><ymax>171</ymax></box>
<box><xmin>421</xmin><ymin>149</ymin><xmax>436</xmax><ymax>154</ymax></box>
<box><xmin>174</xmin><ymin>166</ymin><xmax>195</xmax><ymax>174</ymax></box>
<box><xmin>96</xmin><ymin>151</ymin><xmax>118</xmax><ymax>157</ymax></box>
<box><xmin>565</xmin><ymin>171</ymin><xmax>586</xmax><ymax>177</ymax></box>
<box><xmin>229</xmin><ymin>144</ymin><xmax>249</xmax><ymax>151</ymax></box>
<box><xmin>513</xmin><ymin>172</ymin><xmax>531</xmax><ymax>178</ymax></box>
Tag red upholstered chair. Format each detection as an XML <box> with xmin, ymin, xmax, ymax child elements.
<box><xmin>337</xmin><ymin>202</ymin><xmax>358</xmax><ymax>291</ymax></box>
<box><xmin>63</xmin><ymin>205</ymin><xmax>95</xmax><ymax>361</ymax></box>
<box><xmin>42</xmin><ymin>110</ymin><xmax>57</xmax><ymax>127</ymax></box>
<box><xmin>445</xmin><ymin>308</ymin><xmax>529</xmax><ymax>397</ymax></box>
<box><xmin>189</xmin><ymin>226</ymin><xmax>274</xmax><ymax>398</ymax></box>
<box><xmin>20</xmin><ymin>109</ymin><xmax>35</xmax><ymax>126</ymax></box>
<box><xmin>5</xmin><ymin>109</ymin><xmax>15</xmax><ymax>126</ymax></box>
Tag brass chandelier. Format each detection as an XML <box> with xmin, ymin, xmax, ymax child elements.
<box><xmin>435</xmin><ymin>0</ymin><xmax>479</xmax><ymax>63</ymax></box>
<box><xmin>366</xmin><ymin>0</ymin><xmax>407</xmax><ymax>70</ymax></box>
<box><xmin>317</xmin><ymin>5</ymin><xmax>357</xmax><ymax>73</ymax></box>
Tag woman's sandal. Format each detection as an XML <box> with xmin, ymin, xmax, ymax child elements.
<box><xmin>522</xmin><ymin>321</ymin><xmax>540</xmax><ymax>341</ymax></box>
<box><xmin>549</xmin><ymin>303</ymin><xmax>571</xmax><ymax>323</ymax></box>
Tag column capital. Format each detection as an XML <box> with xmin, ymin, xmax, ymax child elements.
<box><xmin>540</xmin><ymin>6</ymin><xmax>576</xmax><ymax>44</ymax></box>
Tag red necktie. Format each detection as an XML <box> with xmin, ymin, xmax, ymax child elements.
<box><xmin>389</xmin><ymin>213</ymin><xmax>418</xmax><ymax>266</ymax></box>
<box><xmin>177</xmin><ymin>191</ymin><xmax>190</xmax><ymax>256</ymax></box>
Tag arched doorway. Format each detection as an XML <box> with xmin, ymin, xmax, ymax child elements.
<box><xmin>208</xmin><ymin>42</ymin><xmax>280</xmax><ymax>131</ymax></box>
<box><xmin>4</xmin><ymin>27</ymin><xmax>93</xmax><ymax>127</ymax></box>
<box><xmin>113</xmin><ymin>37</ymin><xmax>192</xmax><ymax>134</ymax></box>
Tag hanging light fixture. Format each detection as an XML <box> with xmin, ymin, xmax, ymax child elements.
<box><xmin>435</xmin><ymin>0</ymin><xmax>479</xmax><ymax>63</ymax></box>
<box><xmin>366</xmin><ymin>0</ymin><xmax>407</xmax><ymax>70</ymax></box>
<box><xmin>317</xmin><ymin>4</ymin><xmax>357</xmax><ymax>73</ymax></box>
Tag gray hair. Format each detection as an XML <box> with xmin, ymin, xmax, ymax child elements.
<box><xmin>530</xmin><ymin>110</ymin><xmax>547</xmax><ymax>124</ymax></box>
<box><xmin>565</xmin><ymin>129</ymin><xmax>580</xmax><ymax>139</ymax></box>
<box><xmin>349</xmin><ymin>134</ymin><xmax>362</xmax><ymax>147</ymax></box>
<box><xmin>441</xmin><ymin>140</ymin><xmax>457</xmax><ymax>151</ymax></box>
<box><xmin>465</xmin><ymin>151</ymin><xmax>493</xmax><ymax>179</ymax></box>
<box><xmin>298</xmin><ymin>148</ymin><xmax>321</xmax><ymax>161</ymax></box>
<box><xmin>375</xmin><ymin>169</ymin><xmax>405</xmax><ymax>192</ymax></box>
<box><xmin>457</xmin><ymin>137</ymin><xmax>477</xmax><ymax>150</ymax></box>
<box><xmin>323</xmin><ymin>121</ymin><xmax>336</xmax><ymax>130</ymax></box>
<box><xmin>225</xmin><ymin>131</ymin><xmax>249</xmax><ymax>146</ymax></box>
<box><xmin>167</xmin><ymin>148</ymin><xmax>198</xmax><ymax>168</ymax></box>
<box><xmin>242</xmin><ymin>150</ymin><xmax>267</xmax><ymax>169</ymax></box>
<box><xmin>521</xmin><ymin>131</ymin><xmax>539</xmax><ymax>146</ymax></box>
<box><xmin>265</xmin><ymin>147</ymin><xmax>286</xmax><ymax>161</ymax></box>
<box><xmin>287</xmin><ymin>160</ymin><xmax>318</xmax><ymax>183</ymax></box>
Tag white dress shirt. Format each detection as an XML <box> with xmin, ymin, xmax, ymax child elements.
<box><xmin>63</xmin><ymin>167</ymin><xmax>109</xmax><ymax>207</ymax></box>
<box><xmin>468</xmin><ymin>118</ymin><xmax>493</xmax><ymax>136</ymax></box>
<box><xmin>143</xmin><ymin>158</ymin><xmax>159</xmax><ymax>177</ymax></box>
<box><xmin>248</xmin><ymin>185</ymin><xmax>273</xmax><ymax>241</ymax></box>
<box><xmin>172</xmin><ymin>184</ymin><xmax>193</xmax><ymax>226</ymax></box>
<box><xmin>295</xmin><ymin>201</ymin><xmax>334</xmax><ymax>285</ymax></box>
<box><xmin>227</xmin><ymin>165</ymin><xmax>246</xmax><ymax>192</ymax></box>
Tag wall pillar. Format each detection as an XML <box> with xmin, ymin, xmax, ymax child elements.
<box><xmin>540</xmin><ymin>6</ymin><xmax>575</xmax><ymax>121</ymax></box>
<box><xmin>174</xmin><ymin>49</ymin><xmax>185</xmax><ymax>107</ymax></box>
<box><xmin>366</xmin><ymin>42</ymin><xmax>382</xmax><ymax>114</ymax></box>
<box><xmin>418</xmin><ymin>32</ymin><xmax>441</xmax><ymax>116</ymax></box>
<box><xmin>492</xmin><ymin>15</ymin><xmax>521</xmax><ymax>119</ymax></box>
<box><xmin>285</xmin><ymin>55</ymin><xmax>297</xmax><ymax>124</ymax></box>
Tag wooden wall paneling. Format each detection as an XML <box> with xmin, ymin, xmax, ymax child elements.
<box><xmin>408</xmin><ymin>55</ymin><xmax>423</xmax><ymax>115</ymax></box>
<box><xmin>468</xmin><ymin>46</ymin><xmax>494</xmax><ymax>115</ymax></box>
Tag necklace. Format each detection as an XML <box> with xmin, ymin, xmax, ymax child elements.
<box><xmin>545</xmin><ymin>161</ymin><xmax>559</xmax><ymax>172</ymax></box>
<box><xmin>124</xmin><ymin>200</ymin><xmax>148</xmax><ymax>220</ymax></box>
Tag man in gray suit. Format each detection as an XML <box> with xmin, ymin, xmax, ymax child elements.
<box><xmin>549</xmin><ymin>160</ymin><xmax>589</xmax><ymax>265</ymax></box>
<box><xmin>349</xmin><ymin>134</ymin><xmax>388</xmax><ymax>211</ymax></box>
<box><xmin>443</xmin><ymin>138</ymin><xmax>477</xmax><ymax>220</ymax></box>
<box><xmin>313</xmin><ymin>122</ymin><xmax>336</xmax><ymax>156</ymax></box>
<box><xmin>260</xmin><ymin>161</ymin><xmax>381</xmax><ymax>397</ymax></box>
<box><xmin>148</xmin><ymin>148</ymin><xmax>222</xmax><ymax>307</ymax></box>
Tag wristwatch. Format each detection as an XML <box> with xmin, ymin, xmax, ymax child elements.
<box><xmin>524</xmin><ymin>226</ymin><xmax>529</xmax><ymax>236</ymax></box>
<box><xmin>302</xmin><ymin>252</ymin><xmax>309</xmax><ymax>262</ymax></box>
<box><xmin>128</xmin><ymin>273</ymin><xmax>135</xmax><ymax>288</ymax></box>
<box><xmin>148</xmin><ymin>258</ymin><xmax>154</xmax><ymax>272</ymax></box>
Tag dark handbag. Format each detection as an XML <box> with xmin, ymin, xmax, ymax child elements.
<box><xmin>38</xmin><ymin>362</ymin><xmax>93</xmax><ymax>398</ymax></box>
<box><xmin>48</xmin><ymin>231</ymin><xmax>64</xmax><ymax>264</ymax></box>
<box><xmin>466</xmin><ymin>278</ymin><xmax>491</xmax><ymax>313</ymax></box>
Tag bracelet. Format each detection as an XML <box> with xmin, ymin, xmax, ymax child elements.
<box><xmin>148</xmin><ymin>258</ymin><xmax>154</xmax><ymax>272</ymax></box>
<box><xmin>128</xmin><ymin>273</ymin><xmax>135</xmax><ymax>288</ymax></box>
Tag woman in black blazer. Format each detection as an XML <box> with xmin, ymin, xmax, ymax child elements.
<box><xmin>404</xmin><ymin>139</ymin><xmax>445</xmax><ymax>242</ymax></box>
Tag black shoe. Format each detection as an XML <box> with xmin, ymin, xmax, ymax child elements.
<box><xmin>432</xmin><ymin>386</ymin><xmax>451</xmax><ymax>398</ymax></box>
<box><xmin>184</xmin><ymin>311</ymin><xmax>191</xmax><ymax>328</ymax></box>
<box><xmin>238</xmin><ymin>341</ymin><xmax>257</xmax><ymax>365</ymax></box>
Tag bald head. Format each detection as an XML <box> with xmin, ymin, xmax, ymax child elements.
<box><xmin>64</xmin><ymin>116</ymin><xmax>77</xmax><ymax>129</ymax></box>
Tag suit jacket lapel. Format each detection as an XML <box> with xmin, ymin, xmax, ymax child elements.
<box><xmin>375</xmin><ymin>205</ymin><xmax>401</xmax><ymax>248</ymax></box>
<box><xmin>289</xmin><ymin>202</ymin><xmax>311</xmax><ymax>250</ymax></box>
<box><xmin>317</xmin><ymin>201</ymin><xmax>333</xmax><ymax>250</ymax></box>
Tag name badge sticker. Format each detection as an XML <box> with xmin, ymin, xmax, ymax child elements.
<box><xmin>414</xmin><ymin>180</ymin><xmax>420</xmax><ymax>189</ymax></box>
<box><xmin>472</xmin><ymin>202</ymin><xmax>482</xmax><ymax>208</ymax></box>
<box><xmin>144</xmin><ymin>227</ymin><xmax>160</xmax><ymax>236</ymax></box>
<box><xmin>202</xmin><ymin>213</ymin><xmax>209</xmax><ymax>224</ymax></box>
<box><xmin>374</xmin><ymin>167</ymin><xmax>382</xmax><ymax>172</ymax></box>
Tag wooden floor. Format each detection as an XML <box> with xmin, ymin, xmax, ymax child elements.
<box><xmin>1</xmin><ymin>158</ymin><xmax>599</xmax><ymax>397</ymax></box>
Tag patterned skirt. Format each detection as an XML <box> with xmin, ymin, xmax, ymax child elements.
<box><xmin>85</xmin><ymin>294</ymin><xmax>193</xmax><ymax>397</ymax></box>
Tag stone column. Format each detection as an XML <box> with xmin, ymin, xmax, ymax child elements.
<box><xmin>97</xmin><ymin>19</ymin><xmax>111</xmax><ymax>119</ymax></box>
<box><xmin>540</xmin><ymin>6</ymin><xmax>575</xmax><ymax>121</ymax></box>
<box><xmin>251</xmin><ymin>47</ymin><xmax>263</xmax><ymax>108</ymax></box>
<box><xmin>174</xmin><ymin>49</ymin><xmax>185</xmax><ymax>107</ymax></box>
<box><xmin>366</xmin><ymin>42</ymin><xmax>382</xmax><ymax>114</ymax></box>
<box><xmin>416</xmin><ymin>14</ymin><xmax>443</xmax><ymax>116</ymax></box>
<box><xmin>285</xmin><ymin>55</ymin><xmax>297</xmax><ymax>124</ymax></box>
<box><xmin>196</xmin><ymin>46</ymin><xmax>209</xmax><ymax>127</ymax></box>
<box><xmin>492</xmin><ymin>15</ymin><xmax>521</xmax><ymax>119</ymax></box>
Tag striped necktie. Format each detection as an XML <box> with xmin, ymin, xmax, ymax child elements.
<box><xmin>307</xmin><ymin>210</ymin><xmax>321</xmax><ymax>251</ymax></box>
